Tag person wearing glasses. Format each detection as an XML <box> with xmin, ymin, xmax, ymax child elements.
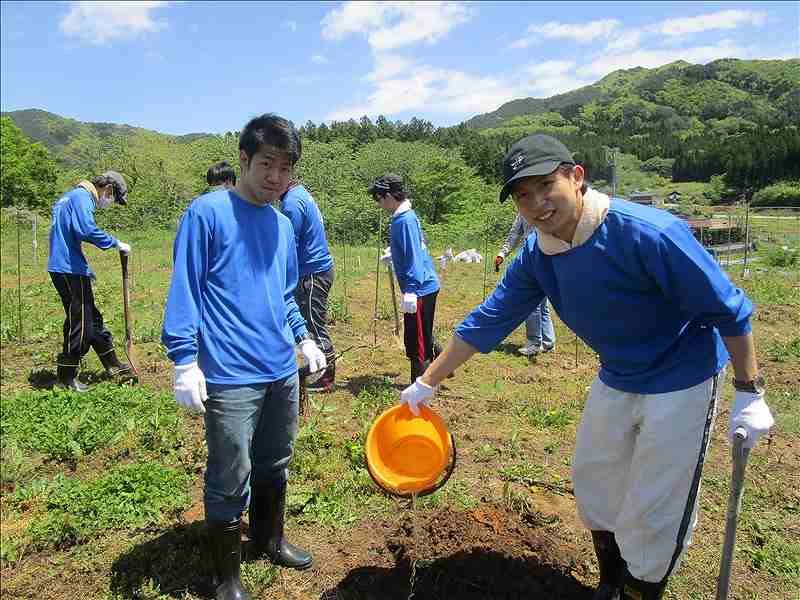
<box><xmin>399</xmin><ymin>135</ymin><xmax>774</xmax><ymax>600</ymax></box>
<box><xmin>369</xmin><ymin>173</ymin><xmax>440</xmax><ymax>384</ymax></box>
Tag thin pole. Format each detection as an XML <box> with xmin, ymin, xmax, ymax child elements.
<box><xmin>574</xmin><ymin>334</ymin><xmax>578</xmax><ymax>369</ymax></box>
<box><xmin>742</xmin><ymin>203</ymin><xmax>751</xmax><ymax>278</ymax></box>
<box><xmin>32</xmin><ymin>213</ymin><xmax>38</xmax><ymax>265</ymax></box>
<box><xmin>373</xmin><ymin>216</ymin><xmax>382</xmax><ymax>346</ymax></box>
<box><xmin>482</xmin><ymin>216</ymin><xmax>490</xmax><ymax>299</ymax></box>
<box><xmin>342</xmin><ymin>241</ymin><xmax>348</xmax><ymax>317</ymax></box>
<box><xmin>16</xmin><ymin>212</ymin><xmax>23</xmax><ymax>341</ymax></box>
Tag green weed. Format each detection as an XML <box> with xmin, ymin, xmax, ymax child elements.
<box><xmin>514</xmin><ymin>401</ymin><xmax>574</xmax><ymax>430</ymax></box>
<box><xmin>1</xmin><ymin>383</ymin><xmax>178</xmax><ymax>462</ymax></box>
<box><xmin>26</xmin><ymin>462</ymin><xmax>190</xmax><ymax>550</ymax></box>
<box><xmin>351</xmin><ymin>379</ymin><xmax>396</xmax><ymax>427</ymax></box>
<box><xmin>770</xmin><ymin>337</ymin><xmax>800</xmax><ymax>363</ymax></box>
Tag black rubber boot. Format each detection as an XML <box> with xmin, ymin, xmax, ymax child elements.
<box><xmin>98</xmin><ymin>350</ymin><xmax>134</xmax><ymax>380</ymax></box>
<box><xmin>410</xmin><ymin>358</ymin><xmax>427</xmax><ymax>384</ymax></box>
<box><xmin>57</xmin><ymin>365</ymin><xmax>89</xmax><ymax>393</ymax></box>
<box><xmin>250</xmin><ymin>482</ymin><xmax>313</xmax><ymax>570</ymax></box>
<box><xmin>620</xmin><ymin>566</ymin><xmax>667</xmax><ymax>600</ymax></box>
<box><xmin>306</xmin><ymin>362</ymin><xmax>335</xmax><ymax>393</ymax></box>
<box><xmin>207</xmin><ymin>519</ymin><xmax>252</xmax><ymax>600</ymax></box>
<box><xmin>591</xmin><ymin>531</ymin><xmax>623</xmax><ymax>600</ymax></box>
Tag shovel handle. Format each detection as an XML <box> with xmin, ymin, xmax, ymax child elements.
<box><xmin>716</xmin><ymin>427</ymin><xmax>750</xmax><ymax>600</ymax></box>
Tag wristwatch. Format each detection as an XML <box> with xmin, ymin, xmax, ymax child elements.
<box><xmin>732</xmin><ymin>374</ymin><xmax>766</xmax><ymax>394</ymax></box>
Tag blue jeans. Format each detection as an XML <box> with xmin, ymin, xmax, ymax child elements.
<box><xmin>203</xmin><ymin>374</ymin><xmax>299</xmax><ymax>522</ymax></box>
<box><xmin>525</xmin><ymin>298</ymin><xmax>555</xmax><ymax>349</ymax></box>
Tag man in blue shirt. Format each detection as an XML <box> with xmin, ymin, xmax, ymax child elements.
<box><xmin>281</xmin><ymin>182</ymin><xmax>336</xmax><ymax>392</ymax></box>
<box><xmin>400</xmin><ymin>135</ymin><xmax>774</xmax><ymax>600</ymax></box>
<box><xmin>206</xmin><ymin>160</ymin><xmax>236</xmax><ymax>191</ymax></box>
<box><xmin>162</xmin><ymin>115</ymin><xmax>326</xmax><ymax>600</ymax></box>
<box><xmin>47</xmin><ymin>171</ymin><xmax>133</xmax><ymax>391</ymax></box>
<box><xmin>369</xmin><ymin>174</ymin><xmax>440</xmax><ymax>384</ymax></box>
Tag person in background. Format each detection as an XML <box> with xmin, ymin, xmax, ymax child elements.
<box><xmin>495</xmin><ymin>212</ymin><xmax>556</xmax><ymax>356</ymax></box>
<box><xmin>400</xmin><ymin>134</ymin><xmax>774</xmax><ymax>600</ymax></box>
<box><xmin>162</xmin><ymin>114</ymin><xmax>326</xmax><ymax>600</ymax></box>
<box><xmin>369</xmin><ymin>173</ymin><xmax>440</xmax><ymax>384</ymax></box>
<box><xmin>48</xmin><ymin>170</ymin><xmax>133</xmax><ymax>391</ymax></box>
<box><xmin>280</xmin><ymin>180</ymin><xmax>336</xmax><ymax>392</ymax></box>
<box><xmin>206</xmin><ymin>160</ymin><xmax>236</xmax><ymax>191</ymax></box>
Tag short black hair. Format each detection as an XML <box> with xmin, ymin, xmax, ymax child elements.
<box><xmin>206</xmin><ymin>161</ymin><xmax>236</xmax><ymax>186</ymax></box>
<box><xmin>91</xmin><ymin>174</ymin><xmax>114</xmax><ymax>190</ymax></box>
<box><xmin>239</xmin><ymin>114</ymin><xmax>301</xmax><ymax>165</ymax></box>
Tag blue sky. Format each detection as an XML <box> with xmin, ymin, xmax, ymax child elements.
<box><xmin>1</xmin><ymin>1</ymin><xmax>797</xmax><ymax>135</ymax></box>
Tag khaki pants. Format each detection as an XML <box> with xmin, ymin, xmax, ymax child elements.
<box><xmin>572</xmin><ymin>373</ymin><xmax>721</xmax><ymax>582</ymax></box>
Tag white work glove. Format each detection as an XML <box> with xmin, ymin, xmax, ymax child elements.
<box><xmin>174</xmin><ymin>362</ymin><xmax>207</xmax><ymax>414</ymax></box>
<box><xmin>401</xmin><ymin>292</ymin><xmax>417</xmax><ymax>313</ymax></box>
<box><xmin>117</xmin><ymin>241</ymin><xmax>131</xmax><ymax>255</ymax></box>
<box><xmin>299</xmin><ymin>338</ymin><xmax>326</xmax><ymax>374</ymax></box>
<box><xmin>400</xmin><ymin>377</ymin><xmax>435</xmax><ymax>416</ymax></box>
<box><xmin>730</xmin><ymin>391</ymin><xmax>774</xmax><ymax>448</ymax></box>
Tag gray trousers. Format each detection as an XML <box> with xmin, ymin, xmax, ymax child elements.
<box><xmin>294</xmin><ymin>268</ymin><xmax>335</xmax><ymax>362</ymax></box>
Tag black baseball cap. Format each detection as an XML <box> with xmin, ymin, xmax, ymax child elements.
<box><xmin>103</xmin><ymin>170</ymin><xmax>128</xmax><ymax>205</ymax></box>
<box><xmin>499</xmin><ymin>134</ymin><xmax>575</xmax><ymax>202</ymax></box>
<box><xmin>368</xmin><ymin>173</ymin><xmax>405</xmax><ymax>195</ymax></box>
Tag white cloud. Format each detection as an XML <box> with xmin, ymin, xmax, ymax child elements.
<box><xmin>311</xmin><ymin>53</ymin><xmax>329</xmax><ymax>64</ymax></box>
<box><xmin>327</xmin><ymin>56</ymin><xmax>596</xmax><ymax>121</ymax></box>
<box><xmin>322</xmin><ymin>1</ymin><xmax>472</xmax><ymax>51</ymax></box>
<box><xmin>605</xmin><ymin>29</ymin><xmax>641</xmax><ymax>53</ymax></box>
<box><xmin>578</xmin><ymin>39</ymin><xmax>746</xmax><ymax>79</ymax></box>
<box><xmin>652</xmin><ymin>9</ymin><xmax>767</xmax><ymax>37</ymax></box>
<box><xmin>59</xmin><ymin>1</ymin><xmax>171</xmax><ymax>45</ymax></box>
<box><xmin>284</xmin><ymin>20</ymin><xmax>298</xmax><ymax>33</ymax></box>
<box><xmin>512</xmin><ymin>18</ymin><xmax>620</xmax><ymax>48</ymax></box>
<box><xmin>523</xmin><ymin>60</ymin><xmax>593</xmax><ymax>96</ymax></box>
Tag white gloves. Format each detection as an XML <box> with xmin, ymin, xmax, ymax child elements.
<box><xmin>730</xmin><ymin>390</ymin><xmax>774</xmax><ymax>448</ymax></box>
<box><xmin>174</xmin><ymin>362</ymin><xmax>207</xmax><ymax>414</ymax></box>
<box><xmin>299</xmin><ymin>338</ymin><xmax>326</xmax><ymax>374</ymax></box>
<box><xmin>401</xmin><ymin>292</ymin><xmax>418</xmax><ymax>313</ymax></box>
<box><xmin>117</xmin><ymin>241</ymin><xmax>131</xmax><ymax>254</ymax></box>
<box><xmin>400</xmin><ymin>377</ymin><xmax>435</xmax><ymax>416</ymax></box>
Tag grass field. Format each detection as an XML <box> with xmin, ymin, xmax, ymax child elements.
<box><xmin>1</xmin><ymin>216</ymin><xmax>798</xmax><ymax>600</ymax></box>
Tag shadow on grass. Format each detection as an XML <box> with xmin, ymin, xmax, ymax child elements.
<box><xmin>27</xmin><ymin>368</ymin><xmax>57</xmax><ymax>389</ymax></box>
<box><xmin>320</xmin><ymin>548</ymin><xmax>594</xmax><ymax>600</ymax></box>
<box><xmin>345</xmin><ymin>373</ymin><xmax>404</xmax><ymax>396</ymax></box>
<box><xmin>110</xmin><ymin>522</ymin><xmax>212</xmax><ymax>599</ymax></box>
<box><xmin>492</xmin><ymin>342</ymin><xmax>528</xmax><ymax>358</ymax></box>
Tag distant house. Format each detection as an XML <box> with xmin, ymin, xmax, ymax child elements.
<box><xmin>666</xmin><ymin>191</ymin><xmax>681</xmax><ymax>203</ymax></box>
<box><xmin>628</xmin><ymin>191</ymin><xmax>662</xmax><ymax>206</ymax></box>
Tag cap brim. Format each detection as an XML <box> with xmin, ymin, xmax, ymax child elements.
<box><xmin>498</xmin><ymin>160</ymin><xmax>562</xmax><ymax>202</ymax></box>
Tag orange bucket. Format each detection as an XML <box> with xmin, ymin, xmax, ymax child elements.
<box><xmin>365</xmin><ymin>404</ymin><xmax>456</xmax><ymax>497</ymax></box>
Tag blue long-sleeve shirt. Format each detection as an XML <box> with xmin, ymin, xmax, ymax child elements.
<box><xmin>47</xmin><ymin>185</ymin><xmax>118</xmax><ymax>276</ymax></box>
<box><xmin>161</xmin><ymin>189</ymin><xmax>308</xmax><ymax>384</ymax></box>
<box><xmin>456</xmin><ymin>200</ymin><xmax>752</xmax><ymax>394</ymax></box>
<box><xmin>390</xmin><ymin>208</ymin><xmax>439</xmax><ymax>297</ymax></box>
<box><xmin>280</xmin><ymin>185</ymin><xmax>334</xmax><ymax>278</ymax></box>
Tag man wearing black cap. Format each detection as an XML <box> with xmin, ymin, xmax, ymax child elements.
<box><xmin>398</xmin><ymin>134</ymin><xmax>774</xmax><ymax>599</ymax></box>
<box><xmin>369</xmin><ymin>174</ymin><xmax>440</xmax><ymax>384</ymax></box>
<box><xmin>48</xmin><ymin>170</ymin><xmax>133</xmax><ymax>391</ymax></box>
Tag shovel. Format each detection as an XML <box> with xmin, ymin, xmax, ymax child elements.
<box><xmin>386</xmin><ymin>262</ymin><xmax>404</xmax><ymax>350</ymax></box>
<box><xmin>119</xmin><ymin>251</ymin><xmax>140</xmax><ymax>378</ymax></box>
<box><xmin>715</xmin><ymin>427</ymin><xmax>751</xmax><ymax>600</ymax></box>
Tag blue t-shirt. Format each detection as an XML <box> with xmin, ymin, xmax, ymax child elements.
<box><xmin>47</xmin><ymin>186</ymin><xmax>118</xmax><ymax>277</ymax></box>
<box><xmin>280</xmin><ymin>185</ymin><xmax>334</xmax><ymax>278</ymax></box>
<box><xmin>390</xmin><ymin>209</ymin><xmax>439</xmax><ymax>297</ymax></box>
<box><xmin>456</xmin><ymin>200</ymin><xmax>752</xmax><ymax>394</ymax></box>
<box><xmin>161</xmin><ymin>190</ymin><xmax>308</xmax><ymax>384</ymax></box>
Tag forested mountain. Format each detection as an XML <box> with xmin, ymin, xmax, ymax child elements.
<box><xmin>2</xmin><ymin>58</ymin><xmax>798</xmax><ymax>236</ymax></box>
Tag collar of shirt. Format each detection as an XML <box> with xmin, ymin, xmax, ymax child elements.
<box><xmin>77</xmin><ymin>180</ymin><xmax>99</xmax><ymax>203</ymax></box>
<box><xmin>536</xmin><ymin>188</ymin><xmax>610</xmax><ymax>256</ymax></box>
<box><xmin>393</xmin><ymin>199</ymin><xmax>412</xmax><ymax>217</ymax></box>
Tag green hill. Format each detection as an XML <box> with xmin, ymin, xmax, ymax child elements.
<box><xmin>0</xmin><ymin>109</ymin><xmax>213</xmax><ymax>163</ymax></box>
<box><xmin>465</xmin><ymin>58</ymin><xmax>799</xmax><ymax>131</ymax></box>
